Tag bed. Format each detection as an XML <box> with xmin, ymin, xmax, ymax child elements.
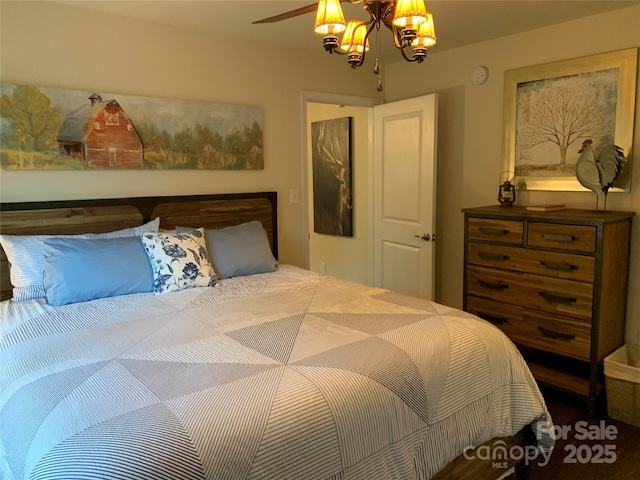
<box><xmin>0</xmin><ymin>192</ymin><xmax>554</xmax><ymax>480</ymax></box>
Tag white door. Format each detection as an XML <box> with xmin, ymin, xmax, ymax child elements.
<box><xmin>373</xmin><ymin>94</ymin><xmax>437</xmax><ymax>299</ymax></box>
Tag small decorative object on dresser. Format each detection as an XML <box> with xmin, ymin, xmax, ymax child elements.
<box><xmin>462</xmin><ymin>205</ymin><xmax>634</xmax><ymax>416</ymax></box>
<box><xmin>575</xmin><ymin>139</ymin><xmax>627</xmax><ymax>211</ymax></box>
<box><xmin>498</xmin><ymin>171</ymin><xmax>516</xmax><ymax>207</ymax></box>
<box><xmin>525</xmin><ymin>204</ymin><xmax>566</xmax><ymax>212</ymax></box>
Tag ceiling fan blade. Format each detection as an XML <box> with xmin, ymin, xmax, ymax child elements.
<box><xmin>252</xmin><ymin>2</ymin><xmax>320</xmax><ymax>24</ymax></box>
<box><xmin>252</xmin><ymin>0</ymin><xmax>361</xmax><ymax>25</ymax></box>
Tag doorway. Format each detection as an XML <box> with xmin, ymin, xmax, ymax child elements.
<box><xmin>301</xmin><ymin>92</ymin><xmax>377</xmax><ymax>286</ymax></box>
<box><xmin>301</xmin><ymin>92</ymin><xmax>437</xmax><ymax>300</ymax></box>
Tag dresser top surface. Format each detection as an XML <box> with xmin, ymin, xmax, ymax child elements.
<box><xmin>462</xmin><ymin>205</ymin><xmax>635</xmax><ymax>224</ymax></box>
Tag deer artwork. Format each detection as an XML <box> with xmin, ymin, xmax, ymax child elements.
<box><xmin>312</xmin><ymin>118</ymin><xmax>353</xmax><ymax>237</ymax></box>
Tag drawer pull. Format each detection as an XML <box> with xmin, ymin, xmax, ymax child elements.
<box><xmin>541</xmin><ymin>233</ymin><xmax>578</xmax><ymax>243</ymax></box>
<box><xmin>537</xmin><ymin>326</ymin><xmax>576</xmax><ymax>341</ymax></box>
<box><xmin>477</xmin><ymin>312</ymin><xmax>508</xmax><ymax>325</ymax></box>
<box><xmin>540</xmin><ymin>260</ymin><xmax>578</xmax><ymax>272</ymax></box>
<box><xmin>538</xmin><ymin>291</ymin><xmax>577</xmax><ymax>305</ymax></box>
<box><xmin>478</xmin><ymin>280</ymin><xmax>509</xmax><ymax>291</ymax></box>
<box><xmin>479</xmin><ymin>252</ymin><xmax>510</xmax><ymax>261</ymax></box>
<box><xmin>479</xmin><ymin>227</ymin><xmax>510</xmax><ymax>236</ymax></box>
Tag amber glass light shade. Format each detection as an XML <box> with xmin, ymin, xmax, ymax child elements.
<box><xmin>411</xmin><ymin>13</ymin><xmax>436</xmax><ymax>48</ymax></box>
<box><xmin>340</xmin><ymin>20</ymin><xmax>370</xmax><ymax>53</ymax></box>
<box><xmin>314</xmin><ymin>0</ymin><xmax>347</xmax><ymax>35</ymax></box>
<box><xmin>392</xmin><ymin>0</ymin><xmax>428</xmax><ymax>28</ymax></box>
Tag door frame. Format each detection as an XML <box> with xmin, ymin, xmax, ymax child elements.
<box><xmin>299</xmin><ymin>91</ymin><xmax>379</xmax><ymax>280</ymax></box>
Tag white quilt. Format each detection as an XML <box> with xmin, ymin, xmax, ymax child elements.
<box><xmin>1</xmin><ymin>265</ymin><xmax>553</xmax><ymax>479</ymax></box>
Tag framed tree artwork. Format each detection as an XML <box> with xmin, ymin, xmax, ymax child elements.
<box><xmin>311</xmin><ymin>117</ymin><xmax>353</xmax><ymax>237</ymax></box>
<box><xmin>501</xmin><ymin>48</ymin><xmax>637</xmax><ymax>191</ymax></box>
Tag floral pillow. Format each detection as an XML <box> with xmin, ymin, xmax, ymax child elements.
<box><xmin>141</xmin><ymin>228</ymin><xmax>217</xmax><ymax>294</ymax></box>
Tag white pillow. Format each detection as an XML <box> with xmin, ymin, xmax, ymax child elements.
<box><xmin>0</xmin><ymin>218</ymin><xmax>160</xmax><ymax>301</ymax></box>
<box><xmin>141</xmin><ymin>228</ymin><xmax>217</xmax><ymax>294</ymax></box>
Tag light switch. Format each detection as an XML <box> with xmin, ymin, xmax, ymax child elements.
<box><xmin>289</xmin><ymin>188</ymin><xmax>299</xmax><ymax>205</ymax></box>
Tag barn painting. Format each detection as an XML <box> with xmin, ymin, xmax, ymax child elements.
<box><xmin>0</xmin><ymin>83</ymin><xmax>264</xmax><ymax>170</ymax></box>
<box><xmin>311</xmin><ymin>117</ymin><xmax>353</xmax><ymax>237</ymax></box>
<box><xmin>57</xmin><ymin>94</ymin><xmax>144</xmax><ymax>168</ymax></box>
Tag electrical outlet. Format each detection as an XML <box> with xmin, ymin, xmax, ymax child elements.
<box><xmin>320</xmin><ymin>261</ymin><xmax>326</xmax><ymax>274</ymax></box>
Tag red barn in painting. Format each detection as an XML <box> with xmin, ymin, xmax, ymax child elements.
<box><xmin>58</xmin><ymin>93</ymin><xmax>143</xmax><ymax>168</ymax></box>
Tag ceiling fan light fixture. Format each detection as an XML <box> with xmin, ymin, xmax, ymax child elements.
<box><xmin>253</xmin><ymin>0</ymin><xmax>436</xmax><ymax>74</ymax></box>
<box><xmin>392</xmin><ymin>0</ymin><xmax>428</xmax><ymax>28</ymax></box>
<box><xmin>340</xmin><ymin>21</ymin><xmax>370</xmax><ymax>54</ymax></box>
<box><xmin>314</xmin><ymin>0</ymin><xmax>347</xmax><ymax>35</ymax></box>
<box><xmin>310</xmin><ymin>0</ymin><xmax>437</xmax><ymax>72</ymax></box>
<box><xmin>340</xmin><ymin>20</ymin><xmax>370</xmax><ymax>68</ymax></box>
<box><xmin>412</xmin><ymin>12</ymin><xmax>436</xmax><ymax>50</ymax></box>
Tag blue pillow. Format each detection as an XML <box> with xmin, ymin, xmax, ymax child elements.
<box><xmin>176</xmin><ymin>221</ymin><xmax>277</xmax><ymax>279</ymax></box>
<box><xmin>0</xmin><ymin>217</ymin><xmax>160</xmax><ymax>301</ymax></box>
<box><xmin>42</xmin><ymin>236</ymin><xmax>154</xmax><ymax>306</ymax></box>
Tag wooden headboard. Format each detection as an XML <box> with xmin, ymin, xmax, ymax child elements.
<box><xmin>0</xmin><ymin>192</ymin><xmax>278</xmax><ymax>301</ymax></box>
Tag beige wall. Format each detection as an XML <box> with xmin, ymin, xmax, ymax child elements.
<box><xmin>0</xmin><ymin>0</ymin><xmax>378</xmax><ymax>268</ymax></box>
<box><xmin>2</xmin><ymin>1</ymin><xmax>640</xmax><ymax>344</ymax></box>
<box><xmin>306</xmin><ymin>103</ymin><xmax>370</xmax><ymax>284</ymax></box>
<box><xmin>385</xmin><ymin>5</ymin><xmax>640</xmax><ymax>344</ymax></box>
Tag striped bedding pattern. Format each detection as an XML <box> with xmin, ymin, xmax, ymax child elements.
<box><xmin>1</xmin><ymin>265</ymin><xmax>553</xmax><ymax>480</ymax></box>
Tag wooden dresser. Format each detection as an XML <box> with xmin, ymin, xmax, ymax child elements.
<box><xmin>462</xmin><ymin>205</ymin><xmax>634</xmax><ymax>416</ymax></box>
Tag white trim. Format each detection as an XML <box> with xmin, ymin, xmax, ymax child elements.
<box><xmin>366</xmin><ymin>107</ymin><xmax>375</xmax><ymax>287</ymax></box>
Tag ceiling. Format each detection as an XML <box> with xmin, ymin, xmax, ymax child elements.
<box><xmin>53</xmin><ymin>1</ymin><xmax>640</xmax><ymax>62</ymax></box>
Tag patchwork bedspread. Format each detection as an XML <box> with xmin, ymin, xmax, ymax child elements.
<box><xmin>1</xmin><ymin>265</ymin><xmax>553</xmax><ymax>480</ymax></box>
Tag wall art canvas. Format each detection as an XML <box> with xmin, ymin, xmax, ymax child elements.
<box><xmin>516</xmin><ymin>69</ymin><xmax>617</xmax><ymax>175</ymax></box>
<box><xmin>0</xmin><ymin>84</ymin><xmax>263</xmax><ymax>170</ymax></box>
<box><xmin>502</xmin><ymin>48</ymin><xmax>637</xmax><ymax>191</ymax></box>
<box><xmin>312</xmin><ymin>117</ymin><xmax>353</xmax><ymax>237</ymax></box>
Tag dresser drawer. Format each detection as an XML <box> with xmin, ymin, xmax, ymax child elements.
<box><xmin>467</xmin><ymin>218</ymin><xmax>523</xmax><ymax>245</ymax></box>
<box><xmin>466</xmin><ymin>265</ymin><xmax>593</xmax><ymax>321</ymax></box>
<box><xmin>527</xmin><ymin>222</ymin><xmax>596</xmax><ymax>253</ymax></box>
<box><xmin>522</xmin><ymin>310</ymin><xmax>592</xmax><ymax>361</ymax></box>
<box><xmin>466</xmin><ymin>295</ymin><xmax>523</xmax><ymax>339</ymax></box>
<box><xmin>466</xmin><ymin>242</ymin><xmax>595</xmax><ymax>282</ymax></box>
<box><xmin>466</xmin><ymin>296</ymin><xmax>591</xmax><ymax>361</ymax></box>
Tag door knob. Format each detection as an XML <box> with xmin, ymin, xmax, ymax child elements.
<box><xmin>413</xmin><ymin>233</ymin><xmax>430</xmax><ymax>241</ymax></box>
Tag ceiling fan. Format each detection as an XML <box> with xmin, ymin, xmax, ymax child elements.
<box><xmin>252</xmin><ymin>0</ymin><xmax>437</xmax><ymax>90</ymax></box>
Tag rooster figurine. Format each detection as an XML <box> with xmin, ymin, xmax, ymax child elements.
<box><xmin>575</xmin><ymin>139</ymin><xmax>626</xmax><ymax>211</ymax></box>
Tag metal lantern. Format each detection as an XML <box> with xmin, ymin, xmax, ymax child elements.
<box><xmin>498</xmin><ymin>179</ymin><xmax>516</xmax><ymax>207</ymax></box>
